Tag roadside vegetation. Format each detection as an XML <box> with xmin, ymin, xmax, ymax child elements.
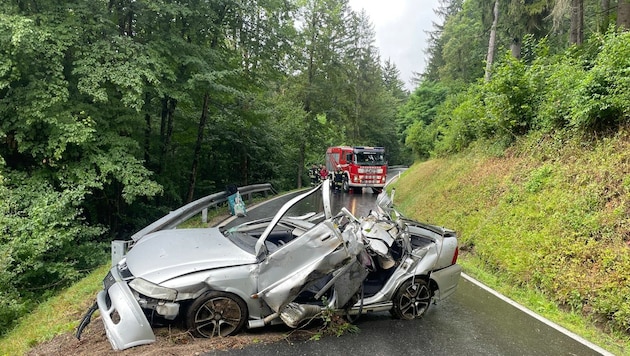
<box><xmin>4</xmin><ymin>0</ymin><xmax>630</xmax><ymax>355</ymax></box>
<box><xmin>391</xmin><ymin>130</ymin><xmax>630</xmax><ymax>355</ymax></box>
<box><xmin>0</xmin><ymin>265</ymin><xmax>108</xmax><ymax>355</ymax></box>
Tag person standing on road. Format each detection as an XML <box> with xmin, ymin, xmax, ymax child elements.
<box><xmin>319</xmin><ymin>164</ymin><xmax>328</xmax><ymax>182</ymax></box>
<box><xmin>309</xmin><ymin>164</ymin><xmax>319</xmax><ymax>185</ymax></box>
<box><xmin>333</xmin><ymin>165</ymin><xmax>344</xmax><ymax>191</ymax></box>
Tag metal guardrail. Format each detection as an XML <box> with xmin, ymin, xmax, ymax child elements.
<box><xmin>112</xmin><ymin>183</ymin><xmax>277</xmax><ymax>265</ymax></box>
<box><xmin>129</xmin><ymin>183</ymin><xmax>277</xmax><ymax>242</ymax></box>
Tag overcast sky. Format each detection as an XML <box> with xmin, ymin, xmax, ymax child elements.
<box><xmin>347</xmin><ymin>0</ymin><xmax>440</xmax><ymax>91</ymax></box>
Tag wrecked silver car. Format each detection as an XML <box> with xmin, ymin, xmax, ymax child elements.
<box><xmin>77</xmin><ymin>181</ymin><xmax>461</xmax><ymax>350</ymax></box>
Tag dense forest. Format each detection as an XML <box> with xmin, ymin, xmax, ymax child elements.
<box><xmin>1</xmin><ymin>0</ymin><xmax>629</xmax><ymax>339</ymax></box>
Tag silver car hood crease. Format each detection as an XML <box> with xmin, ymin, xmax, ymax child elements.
<box><xmin>126</xmin><ymin>228</ymin><xmax>257</xmax><ymax>283</ymax></box>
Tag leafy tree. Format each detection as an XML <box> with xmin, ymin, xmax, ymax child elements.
<box><xmin>436</xmin><ymin>0</ymin><xmax>487</xmax><ymax>86</ymax></box>
<box><xmin>0</xmin><ymin>0</ymin><xmax>414</xmax><ymax>335</ymax></box>
<box><xmin>399</xmin><ymin>81</ymin><xmax>449</xmax><ymax>158</ymax></box>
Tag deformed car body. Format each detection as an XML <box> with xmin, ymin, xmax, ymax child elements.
<box><xmin>77</xmin><ymin>180</ymin><xmax>461</xmax><ymax>350</ymax></box>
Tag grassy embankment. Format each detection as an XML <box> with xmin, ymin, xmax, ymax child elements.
<box><xmin>391</xmin><ymin>129</ymin><xmax>630</xmax><ymax>355</ymax></box>
<box><xmin>2</xmin><ymin>133</ymin><xmax>630</xmax><ymax>355</ymax></box>
<box><xmin>0</xmin><ymin>264</ymin><xmax>109</xmax><ymax>355</ymax></box>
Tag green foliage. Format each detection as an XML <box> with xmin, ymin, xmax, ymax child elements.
<box><xmin>0</xmin><ymin>172</ymin><xmax>107</xmax><ymax>335</ymax></box>
<box><xmin>0</xmin><ymin>264</ymin><xmax>109</xmax><ymax>355</ymax></box>
<box><xmin>398</xmin><ymin>81</ymin><xmax>449</xmax><ymax>158</ymax></box>
<box><xmin>569</xmin><ymin>31</ymin><xmax>630</xmax><ymax>131</ymax></box>
<box><xmin>392</xmin><ymin>128</ymin><xmax>630</xmax><ymax>345</ymax></box>
<box><xmin>309</xmin><ymin>300</ymin><xmax>360</xmax><ymax>341</ymax></box>
<box><xmin>483</xmin><ymin>53</ymin><xmax>535</xmax><ymax>139</ymax></box>
<box><xmin>74</xmin><ymin>36</ymin><xmax>160</xmax><ymax>111</ymax></box>
<box><xmin>437</xmin><ymin>0</ymin><xmax>486</xmax><ymax>85</ymax></box>
<box><xmin>431</xmin><ymin>86</ymin><xmax>484</xmax><ymax>156</ymax></box>
<box><xmin>411</xmin><ymin>31</ymin><xmax>630</xmax><ymax>157</ymax></box>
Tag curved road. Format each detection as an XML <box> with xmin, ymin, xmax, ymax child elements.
<box><xmin>214</xmin><ymin>177</ymin><xmax>613</xmax><ymax>356</ymax></box>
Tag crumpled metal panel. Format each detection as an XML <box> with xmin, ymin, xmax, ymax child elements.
<box><xmin>279</xmin><ymin>303</ymin><xmax>323</xmax><ymax>328</ymax></box>
<box><xmin>256</xmin><ymin>223</ymin><xmax>364</xmax><ymax>312</ymax></box>
<box><xmin>332</xmin><ymin>258</ymin><xmax>369</xmax><ymax>308</ymax></box>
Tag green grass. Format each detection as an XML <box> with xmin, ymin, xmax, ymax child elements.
<box><xmin>461</xmin><ymin>257</ymin><xmax>629</xmax><ymax>355</ymax></box>
<box><xmin>0</xmin><ymin>264</ymin><xmax>109</xmax><ymax>355</ymax></box>
<box><xmin>391</xmin><ymin>129</ymin><xmax>630</xmax><ymax>355</ymax></box>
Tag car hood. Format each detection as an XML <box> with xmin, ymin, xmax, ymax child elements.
<box><xmin>125</xmin><ymin>228</ymin><xmax>257</xmax><ymax>284</ymax></box>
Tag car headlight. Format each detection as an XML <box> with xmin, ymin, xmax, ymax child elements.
<box><xmin>129</xmin><ymin>278</ymin><xmax>177</xmax><ymax>300</ymax></box>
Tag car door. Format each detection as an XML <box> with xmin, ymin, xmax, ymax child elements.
<box><xmin>252</xmin><ymin>182</ymin><xmax>356</xmax><ymax>312</ymax></box>
<box><xmin>254</xmin><ymin>222</ymin><xmax>352</xmax><ymax>312</ymax></box>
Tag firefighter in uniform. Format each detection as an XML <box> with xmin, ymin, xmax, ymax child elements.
<box><xmin>333</xmin><ymin>165</ymin><xmax>344</xmax><ymax>191</ymax></box>
<box><xmin>309</xmin><ymin>164</ymin><xmax>320</xmax><ymax>185</ymax></box>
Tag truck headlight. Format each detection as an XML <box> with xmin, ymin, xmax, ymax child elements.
<box><xmin>129</xmin><ymin>278</ymin><xmax>177</xmax><ymax>300</ymax></box>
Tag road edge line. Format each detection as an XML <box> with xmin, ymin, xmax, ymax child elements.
<box><xmin>461</xmin><ymin>272</ymin><xmax>615</xmax><ymax>356</ymax></box>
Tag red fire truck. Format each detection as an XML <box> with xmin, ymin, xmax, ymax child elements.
<box><xmin>325</xmin><ymin>146</ymin><xmax>387</xmax><ymax>193</ymax></box>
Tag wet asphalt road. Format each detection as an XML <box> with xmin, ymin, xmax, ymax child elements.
<box><xmin>214</xmin><ymin>184</ymin><xmax>611</xmax><ymax>356</ymax></box>
<box><xmin>202</xmin><ymin>277</ymin><xmax>605</xmax><ymax>356</ymax></box>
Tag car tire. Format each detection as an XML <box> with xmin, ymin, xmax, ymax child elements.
<box><xmin>390</xmin><ymin>278</ymin><xmax>431</xmax><ymax>320</ymax></box>
<box><xmin>186</xmin><ymin>291</ymin><xmax>248</xmax><ymax>338</ymax></box>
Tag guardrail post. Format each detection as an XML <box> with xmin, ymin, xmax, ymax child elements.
<box><xmin>202</xmin><ymin>208</ymin><xmax>208</xmax><ymax>224</ymax></box>
<box><xmin>112</xmin><ymin>240</ymin><xmax>130</xmax><ymax>266</ymax></box>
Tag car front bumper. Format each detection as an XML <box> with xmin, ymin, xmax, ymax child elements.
<box><xmin>96</xmin><ymin>266</ymin><xmax>156</xmax><ymax>350</ymax></box>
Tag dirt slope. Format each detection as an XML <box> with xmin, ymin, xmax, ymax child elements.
<box><xmin>27</xmin><ymin>316</ymin><xmax>306</xmax><ymax>355</ymax></box>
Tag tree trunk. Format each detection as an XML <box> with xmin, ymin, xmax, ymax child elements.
<box><xmin>484</xmin><ymin>0</ymin><xmax>499</xmax><ymax>82</ymax></box>
<box><xmin>144</xmin><ymin>112</ymin><xmax>151</xmax><ymax>164</ymax></box>
<box><xmin>186</xmin><ymin>93</ymin><xmax>209</xmax><ymax>203</ymax></box>
<box><xmin>240</xmin><ymin>146</ymin><xmax>249</xmax><ymax>186</ymax></box>
<box><xmin>158</xmin><ymin>96</ymin><xmax>176</xmax><ymax>174</ymax></box>
<box><xmin>600</xmin><ymin>0</ymin><xmax>610</xmax><ymax>32</ymax></box>
<box><xmin>298</xmin><ymin>16</ymin><xmax>318</xmax><ymax>189</ymax></box>
<box><xmin>570</xmin><ymin>0</ymin><xmax>584</xmax><ymax>45</ymax></box>
<box><xmin>510</xmin><ymin>37</ymin><xmax>521</xmax><ymax>59</ymax></box>
<box><xmin>143</xmin><ymin>93</ymin><xmax>152</xmax><ymax>164</ymax></box>
<box><xmin>618</xmin><ymin>0</ymin><xmax>630</xmax><ymax>30</ymax></box>
<box><xmin>298</xmin><ymin>141</ymin><xmax>305</xmax><ymax>188</ymax></box>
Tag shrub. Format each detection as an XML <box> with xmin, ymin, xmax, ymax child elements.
<box><xmin>0</xmin><ymin>172</ymin><xmax>107</xmax><ymax>335</ymax></box>
<box><xmin>570</xmin><ymin>31</ymin><xmax>630</xmax><ymax>131</ymax></box>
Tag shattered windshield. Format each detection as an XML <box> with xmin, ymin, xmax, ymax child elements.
<box><xmin>222</xmin><ymin>183</ymin><xmax>331</xmax><ymax>258</ymax></box>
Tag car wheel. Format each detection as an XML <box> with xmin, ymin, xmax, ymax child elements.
<box><xmin>390</xmin><ymin>278</ymin><xmax>431</xmax><ymax>320</ymax></box>
<box><xmin>342</xmin><ymin>179</ymin><xmax>350</xmax><ymax>193</ymax></box>
<box><xmin>186</xmin><ymin>291</ymin><xmax>248</xmax><ymax>338</ymax></box>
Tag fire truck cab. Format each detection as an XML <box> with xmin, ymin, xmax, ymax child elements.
<box><xmin>325</xmin><ymin>146</ymin><xmax>387</xmax><ymax>193</ymax></box>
